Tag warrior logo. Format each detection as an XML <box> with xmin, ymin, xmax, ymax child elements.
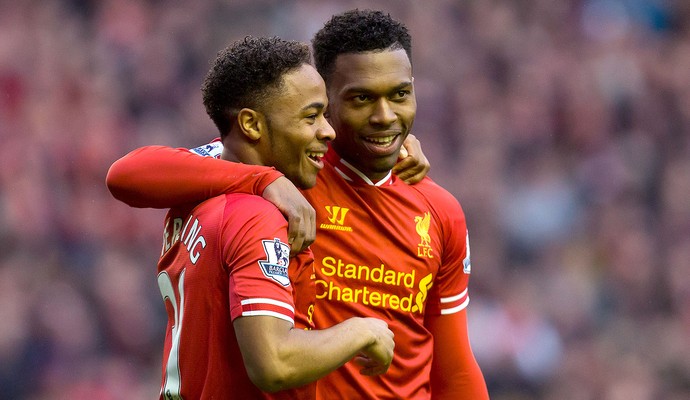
<box><xmin>415</xmin><ymin>212</ymin><xmax>434</xmax><ymax>258</ymax></box>
<box><xmin>320</xmin><ymin>206</ymin><xmax>353</xmax><ymax>232</ymax></box>
<box><xmin>326</xmin><ymin>206</ymin><xmax>349</xmax><ymax>225</ymax></box>
<box><xmin>258</xmin><ymin>238</ymin><xmax>290</xmax><ymax>286</ymax></box>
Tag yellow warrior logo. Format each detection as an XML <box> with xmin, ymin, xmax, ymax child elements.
<box><xmin>321</xmin><ymin>206</ymin><xmax>353</xmax><ymax>232</ymax></box>
<box><xmin>326</xmin><ymin>206</ymin><xmax>349</xmax><ymax>225</ymax></box>
<box><xmin>415</xmin><ymin>212</ymin><xmax>434</xmax><ymax>258</ymax></box>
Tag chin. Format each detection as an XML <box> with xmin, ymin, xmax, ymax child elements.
<box><xmin>377</xmin><ymin>157</ymin><xmax>399</xmax><ymax>172</ymax></box>
<box><xmin>296</xmin><ymin>177</ymin><xmax>317</xmax><ymax>190</ymax></box>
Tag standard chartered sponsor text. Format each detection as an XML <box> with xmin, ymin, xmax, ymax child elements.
<box><xmin>316</xmin><ymin>256</ymin><xmax>429</xmax><ymax>313</ymax></box>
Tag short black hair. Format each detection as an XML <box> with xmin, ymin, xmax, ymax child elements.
<box><xmin>202</xmin><ymin>36</ymin><xmax>311</xmax><ymax>136</ymax></box>
<box><xmin>312</xmin><ymin>9</ymin><xmax>412</xmax><ymax>85</ymax></box>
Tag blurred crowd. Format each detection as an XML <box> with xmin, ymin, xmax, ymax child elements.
<box><xmin>1</xmin><ymin>0</ymin><xmax>689</xmax><ymax>399</ymax></box>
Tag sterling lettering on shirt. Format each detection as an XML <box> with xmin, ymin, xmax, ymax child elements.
<box><xmin>162</xmin><ymin>215</ymin><xmax>207</xmax><ymax>264</ymax></box>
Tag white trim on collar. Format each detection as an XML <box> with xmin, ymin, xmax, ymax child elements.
<box><xmin>338</xmin><ymin>158</ymin><xmax>392</xmax><ymax>186</ymax></box>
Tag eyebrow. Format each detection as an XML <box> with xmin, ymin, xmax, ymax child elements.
<box><xmin>301</xmin><ymin>102</ymin><xmax>326</xmax><ymax>111</ymax></box>
<box><xmin>344</xmin><ymin>81</ymin><xmax>413</xmax><ymax>95</ymax></box>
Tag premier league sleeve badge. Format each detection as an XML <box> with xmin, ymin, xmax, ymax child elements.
<box><xmin>257</xmin><ymin>238</ymin><xmax>291</xmax><ymax>286</ymax></box>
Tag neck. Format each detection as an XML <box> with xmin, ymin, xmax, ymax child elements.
<box><xmin>326</xmin><ymin>150</ymin><xmax>393</xmax><ymax>186</ymax></box>
<box><xmin>220</xmin><ymin>137</ymin><xmax>263</xmax><ymax>166</ymax></box>
<box><xmin>328</xmin><ymin>146</ymin><xmax>392</xmax><ymax>183</ymax></box>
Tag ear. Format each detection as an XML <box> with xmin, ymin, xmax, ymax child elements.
<box><xmin>237</xmin><ymin>108</ymin><xmax>265</xmax><ymax>141</ymax></box>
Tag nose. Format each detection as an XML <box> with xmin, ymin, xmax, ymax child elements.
<box><xmin>369</xmin><ymin>99</ymin><xmax>397</xmax><ymax>126</ymax></box>
<box><xmin>317</xmin><ymin>118</ymin><xmax>336</xmax><ymax>141</ymax></box>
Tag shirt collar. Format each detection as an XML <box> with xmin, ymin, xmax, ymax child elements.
<box><xmin>325</xmin><ymin>147</ymin><xmax>394</xmax><ymax>186</ymax></box>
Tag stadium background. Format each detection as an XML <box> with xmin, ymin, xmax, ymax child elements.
<box><xmin>1</xmin><ymin>0</ymin><xmax>689</xmax><ymax>398</ymax></box>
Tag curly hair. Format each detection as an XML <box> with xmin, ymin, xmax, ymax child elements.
<box><xmin>312</xmin><ymin>9</ymin><xmax>412</xmax><ymax>85</ymax></box>
<box><xmin>202</xmin><ymin>36</ymin><xmax>311</xmax><ymax>136</ymax></box>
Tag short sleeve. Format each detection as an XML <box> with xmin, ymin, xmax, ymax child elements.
<box><xmin>424</xmin><ymin>187</ymin><xmax>471</xmax><ymax>316</ymax></box>
<box><xmin>220</xmin><ymin>194</ymin><xmax>296</xmax><ymax>324</ymax></box>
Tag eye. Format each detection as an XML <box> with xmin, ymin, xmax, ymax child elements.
<box><xmin>393</xmin><ymin>90</ymin><xmax>411</xmax><ymax>100</ymax></box>
<box><xmin>353</xmin><ymin>94</ymin><xmax>372</xmax><ymax>103</ymax></box>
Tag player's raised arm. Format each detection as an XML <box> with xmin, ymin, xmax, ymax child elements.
<box><xmin>106</xmin><ymin>144</ymin><xmax>316</xmax><ymax>253</ymax></box>
<box><xmin>106</xmin><ymin>145</ymin><xmax>281</xmax><ymax>208</ymax></box>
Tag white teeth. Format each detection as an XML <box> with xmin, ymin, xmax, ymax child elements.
<box><xmin>365</xmin><ymin>136</ymin><xmax>395</xmax><ymax>145</ymax></box>
<box><xmin>307</xmin><ymin>151</ymin><xmax>324</xmax><ymax>159</ymax></box>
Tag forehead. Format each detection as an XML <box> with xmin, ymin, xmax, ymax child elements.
<box><xmin>329</xmin><ymin>49</ymin><xmax>412</xmax><ymax>93</ymax></box>
<box><xmin>270</xmin><ymin>64</ymin><xmax>327</xmax><ymax>111</ymax></box>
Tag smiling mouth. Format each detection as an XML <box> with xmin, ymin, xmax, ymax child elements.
<box><xmin>364</xmin><ymin>134</ymin><xmax>398</xmax><ymax>147</ymax></box>
<box><xmin>307</xmin><ymin>150</ymin><xmax>326</xmax><ymax>166</ymax></box>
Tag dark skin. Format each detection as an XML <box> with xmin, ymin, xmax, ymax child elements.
<box><xmin>326</xmin><ymin>49</ymin><xmax>417</xmax><ymax>182</ymax></box>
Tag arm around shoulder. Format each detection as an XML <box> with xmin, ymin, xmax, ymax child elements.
<box><xmin>105</xmin><ymin>145</ymin><xmax>282</xmax><ymax>208</ymax></box>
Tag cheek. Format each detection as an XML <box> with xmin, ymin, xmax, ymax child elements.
<box><xmin>335</xmin><ymin>112</ymin><xmax>366</xmax><ymax>134</ymax></box>
<box><xmin>403</xmin><ymin>103</ymin><xmax>417</xmax><ymax>122</ymax></box>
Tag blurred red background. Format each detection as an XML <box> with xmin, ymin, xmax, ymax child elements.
<box><xmin>1</xmin><ymin>1</ymin><xmax>688</xmax><ymax>399</ymax></box>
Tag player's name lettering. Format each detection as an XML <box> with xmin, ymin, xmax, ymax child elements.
<box><xmin>319</xmin><ymin>223</ymin><xmax>353</xmax><ymax>232</ymax></box>
<box><xmin>321</xmin><ymin>256</ymin><xmax>415</xmax><ymax>288</ymax></box>
<box><xmin>316</xmin><ymin>280</ymin><xmax>417</xmax><ymax>311</ymax></box>
<box><xmin>162</xmin><ymin>215</ymin><xmax>207</xmax><ymax>264</ymax></box>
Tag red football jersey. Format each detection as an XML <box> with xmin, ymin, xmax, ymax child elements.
<box><xmin>157</xmin><ymin>193</ymin><xmax>315</xmax><ymax>400</ymax></box>
<box><xmin>106</xmin><ymin>140</ymin><xmax>486</xmax><ymax>399</ymax></box>
<box><xmin>303</xmin><ymin>150</ymin><xmax>472</xmax><ymax>400</ymax></box>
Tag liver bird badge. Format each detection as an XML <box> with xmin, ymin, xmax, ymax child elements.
<box><xmin>414</xmin><ymin>212</ymin><xmax>432</xmax><ymax>247</ymax></box>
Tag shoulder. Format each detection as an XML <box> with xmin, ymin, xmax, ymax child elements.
<box><xmin>222</xmin><ymin>193</ymin><xmax>284</xmax><ymax>221</ymax></box>
<box><xmin>207</xmin><ymin>194</ymin><xmax>288</xmax><ymax>250</ymax></box>
<box><xmin>408</xmin><ymin>177</ymin><xmax>464</xmax><ymax>214</ymax></box>
<box><xmin>192</xmin><ymin>193</ymin><xmax>284</xmax><ymax>227</ymax></box>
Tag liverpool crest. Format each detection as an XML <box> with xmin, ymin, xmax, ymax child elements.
<box><xmin>415</xmin><ymin>212</ymin><xmax>434</xmax><ymax>258</ymax></box>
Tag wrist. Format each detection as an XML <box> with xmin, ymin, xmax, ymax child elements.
<box><xmin>256</xmin><ymin>168</ymin><xmax>285</xmax><ymax>195</ymax></box>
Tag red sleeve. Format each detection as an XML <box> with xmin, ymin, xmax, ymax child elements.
<box><xmin>427</xmin><ymin>310</ymin><xmax>489</xmax><ymax>400</ymax></box>
<box><xmin>221</xmin><ymin>195</ymin><xmax>296</xmax><ymax>324</ymax></box>
<box><xmin>106</xmin><ymin>145</ymin><xmax>283</xmax><ymax>208</ymax></box>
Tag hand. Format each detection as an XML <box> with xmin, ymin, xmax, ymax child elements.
<box><xmin>392</xmin><ymin>134</ymin><xmax>430</xmax><ymax>184</ymax></box>
<box><xmin>262</xmin><ymin>176</ymin><xmax>315</xmax><ymax>256</ymax></box>
<box><xmin>356</xmin><ymin>318</ymin><xmax>395</xmax><ymax>376</ymax></box>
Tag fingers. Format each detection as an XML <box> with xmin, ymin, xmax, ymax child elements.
<box><xmin>356</xmin><ymin>318</ymin><xmax>394</xmax><ymax>376</ymax></box>
<box><xmin>286</xmin><ymin>215</ymin><xmax>305</xmax><ymax>257</ymax></box>
<box><xmin>393</xmin><ymin>157</ymin><xmax>421</xmax><ymax>183</ymax></box>
<box><xmin>305</xmin><ymin>202</ymin><xmax>315</xmax><ymax>247</ymax></box>
<box><xmin>394</xmin><ymin>157</ymin><xmax>430</xmax><ymax>184</ymax></box>
<box><xmin>393</xmin><ymin>134</ymin><xmax>430</xmax><ymax>184</ymax></box>
<box><xmin>262</xmin><ymin>177</ymin><xmax>316</xmax><ymax>255</ymax></box>
<box><xmin>286</xmin><ymin>207</ymin><xmax>316</xmax><ymax>256</ymax></box>
<box><xmin>398</xmin><ymin>145</ymin><xmax>409</xmax><ymax>159</ymax></box>
<box><xmin>354</xmin><ymin>356</ymin><xmax>390</xmax><ymax>376</ymax></box>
